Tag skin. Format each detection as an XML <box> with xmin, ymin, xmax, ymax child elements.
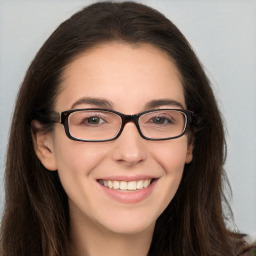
<box><xmin>33</xmin><ymin>42</ymin><xmax>193</xmax><ymax>256</ymax></box>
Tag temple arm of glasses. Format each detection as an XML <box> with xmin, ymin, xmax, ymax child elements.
<box><xmin>48</xmin><ymin>111</ymin><xmax>61</xmax><ymax>123</ymax></box>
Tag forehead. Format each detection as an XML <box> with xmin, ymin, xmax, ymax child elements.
<box><xmin>56</xmin><ymin>42</ymin><xmax>185</xmax><ymax>112</ymax></box>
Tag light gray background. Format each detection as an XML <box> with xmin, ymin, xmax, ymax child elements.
<box><xmin>0</xmin><ymin>0</ymin><xmax>255</xmax><ymax>235</ymax></box>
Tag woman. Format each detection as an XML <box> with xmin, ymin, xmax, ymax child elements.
<box><xmin>0</xmin><ymin>1</ymin><xmax>255</xmax><ymax>256</ymax></box>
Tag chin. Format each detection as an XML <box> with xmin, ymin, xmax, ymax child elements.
<box><xmin>103</xmin><ymin>220</ymin><xmax>155</xmax><ymax>236</ymax></box>
<box><xmin>93</xmin><ymin>207</ymin><xmax>158</xmax><ymax>235</ymax></box>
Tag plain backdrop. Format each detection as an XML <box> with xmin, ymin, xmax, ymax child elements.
<box><xmin>0</xmin><ymin>0</ymin><xmax>255</xmax><ymax>235</ymax></box>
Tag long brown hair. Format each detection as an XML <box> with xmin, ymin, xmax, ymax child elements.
<box><xmin>0</xmin><ymin>1</ymin><xmax>246</xmax><ymax>255</ymax></box>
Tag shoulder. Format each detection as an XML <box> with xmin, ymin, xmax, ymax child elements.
<box><xmin>239</xmin><ymin>246</ymin><xmax>256</xmax><ymax>256</ymax></box>
<box><xmin>239</xmin><ymin>234</ymin><xmax>256</xmax><ymax>256</ymax></box>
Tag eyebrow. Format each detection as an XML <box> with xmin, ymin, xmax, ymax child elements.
<box><xmin>70</xmin><ymin>97</ymin><xmax>185</xmax><ymax>111</ymax></box>
<box><xmin>144</xmin><ymin>99</ymin><xmax>185</xmax><ymax>110</ymax></box>
<box><xmin>71</xmin><ymin>97</ymin><xmax>114</xmax><ymax>109</ymax></box>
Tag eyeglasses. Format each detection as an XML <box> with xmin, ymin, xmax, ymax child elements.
<box><xmin>50</xmin><ymin>108</ymin><xmax>195</xmax><ymax>142</ymax></box>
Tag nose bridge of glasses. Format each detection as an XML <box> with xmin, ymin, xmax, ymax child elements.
<box><xmin>121</xmin><ymin>114</ymin><xmax>139</xmax><ymax>127</ymax></box>
<box><xmin>119</xmin><ymin>114</ymin><xmax>141</xmax><ymax>134</ymax></box>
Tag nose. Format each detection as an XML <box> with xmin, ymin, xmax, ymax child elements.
<box><xmin>111</xmin><ymin>122</ymin><xmax>147</xmax><ymax>166</ymax></box>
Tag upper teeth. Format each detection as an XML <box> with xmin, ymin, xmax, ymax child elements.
<box><xmin>99</xmin><ymin>179</ymin><xmax>152</xmax><ymax>191</ymax></box>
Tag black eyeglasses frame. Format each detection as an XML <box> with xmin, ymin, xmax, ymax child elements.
<box><xmin>50</xmin><ymin>108</ymin><xmax>195</xmax><ymax>142</ymax></box>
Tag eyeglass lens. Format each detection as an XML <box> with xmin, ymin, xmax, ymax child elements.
<box><xmin>67</xmin><ymin>109</ymin><xmax>187</xmax><ymax>141</ymax></box>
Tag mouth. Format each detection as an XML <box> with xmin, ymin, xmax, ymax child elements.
<box><xmin>97</xmin><ymin>177</ymin><xmax>158</xmax><ymax>203</ymax></box>
<box><xmin>97</xmin><ymin>179</ymin><xmax>156</xmax><ymax>192</ymax></box>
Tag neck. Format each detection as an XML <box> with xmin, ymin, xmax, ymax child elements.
<box><xmin>68</xmin><ymin>212</ymin><xmax>154</xmax><ymax>256</ymax></box>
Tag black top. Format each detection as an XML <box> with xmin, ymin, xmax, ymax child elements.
<box><xmin>240</xmin><ymin>245</ymin><xmax>256</xmax><ymax>256</ymax></box>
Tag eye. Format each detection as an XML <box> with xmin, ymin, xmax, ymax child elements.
<box><xmin>86</xmin><ymin>116</ymin><xmax>104</xmax><ymax>124</ymax></box>
<box><xmin>151</xmin><ymin>116</ymin><xmax>173</xmax><ymax>125</ymax></box>
<box><xmin>84</xmin><ymin>116</ymin><xmax>106</xmax><ymax>125</ymax></box>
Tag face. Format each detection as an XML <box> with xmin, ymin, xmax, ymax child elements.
<box><xmin>34</xmin><ymin>42</ymin><xmax>193</xmax><ymax>236</ymax></box>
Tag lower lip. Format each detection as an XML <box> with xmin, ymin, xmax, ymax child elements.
<box><xmin>98</xmin><ymin>180</ymin><xmax>157</xmax><ymax>204</ymax></box>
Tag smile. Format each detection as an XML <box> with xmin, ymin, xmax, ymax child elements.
<box><xmin>98</xmin><ymin>179</ymin><xmax>152</xmax><ymax>191</ymax></box>
<box><xmin>97</xmin><ymin>177</ymin><xmax>158</xmax><ymax>203</ymax></box>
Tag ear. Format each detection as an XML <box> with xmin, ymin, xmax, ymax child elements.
<box><xmin>185</xmin><ymin>139</ymin><xmax>194</xmax><ymax>164</ymax></box>
<box><xmin>31</xmin><ymin>120</ymin><xmax>58</xmax><ymax>171</ymax></box>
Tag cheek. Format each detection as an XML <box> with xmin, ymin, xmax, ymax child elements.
<box><xmin>146</xmin><ymin>139</ymin><xmax>189</xmax><ymax>216</ymax></box>
<box><xmin>151</xmin><ymin>138</ymin><xmax>189</xmax><ymax>174</ymax></box>
<box><xmin>55</xmin><ymin>143</ymin><xmax>108</xmax><ymax>174</ymax></box>
<box><xmin>51</xmin><ymin>128</ymin><xmax>108</xmax><ymax>182</ymax></box>
<box><xmin>52</xmin><ymin>139</ymin><xmax>110</xmax><ymax>211</ymax></box>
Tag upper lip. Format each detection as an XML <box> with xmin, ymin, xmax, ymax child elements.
<box><xmin>97</xmin><ymin>175</ymin><xmax>158</xmax><ymax>182</ymax></box>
